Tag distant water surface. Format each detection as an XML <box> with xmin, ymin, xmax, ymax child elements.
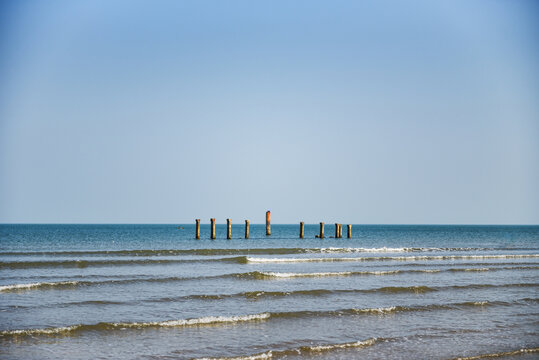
<box><xmin>0</xmin><ymin>224</ymin><xmax>538</xmax><ymax>359</ymax></box>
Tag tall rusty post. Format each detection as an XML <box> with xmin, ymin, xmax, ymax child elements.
<box><xmin>266</xmin><ymin>211</ymin><xmax>271</xmax><ymax>236</ymax></box>
<box><xmin>347</xmin><ymin>224</ymin><xmax>352</xmax><ymax>238</ymax></box>
<box><xmin>210</xmin><ymin>218</ymin><xmax>216</xmax><ymax>239</ymax></box>
<box><xmin>245</xmin><ymin>220</ymin><xmax>249</xmax><ymax>239</ymax></box>
<box><xmin>226</xmin><ymin>219</ymin><xmax>232</xmax><ymax>239</ymax></box>
<box><xmin>195</xmin><ymin>219</ymin><xmax>200</xmax><ymax>239</ymax></box>
<box><xmin>299</xmin><ymin>222</ymin><xmax>304</xmax><ymax>238</ymax></box>
<box><xmin>319</xmin><ymin>222</ymin><xmax>325</xmax><ymax>239</ymax></box>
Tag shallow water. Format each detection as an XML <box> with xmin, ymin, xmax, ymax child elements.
<box><xmin>0</xmin><ymin>224</ymin><xmax>538</xmax><ymax>359</ymax></box>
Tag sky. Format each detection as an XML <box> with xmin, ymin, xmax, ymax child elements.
<box><xmin>0</xmin><ymin>0</ymin><xmax>538</xmax><ymax>224</ymax></box>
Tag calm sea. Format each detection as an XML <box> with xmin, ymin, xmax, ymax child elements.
<box><xmin>0</xmin><ymin>224</ymin><xmax>538</xmax><ymax>359</ymax></box>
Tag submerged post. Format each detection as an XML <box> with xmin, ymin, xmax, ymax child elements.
<box><xmin>347</xmin><ymin>224</ymin><xmax>352</xmax><ymax>238</ymax></box>
<box><xmin>245</xmin><ymin>220</ymin><xmax>249</xmax><ymax>239</ymax></box>
<box><xmin>227</xmin><ymin>219</ymin><xmax>232</xmax><ymax>239</ymax></box>
<box><xmin>195</xmin><ymin>219</ymin><xmax>200</xmax><ymax>239</ymax></box>
<box><xmin>319</xmin><ymin>222</ymin><xmax>325</xmax><ymax>239</ymax></box>
<box><xmin>210</xmin><ymin>218</ymin><xmax>216</xmax><ymax>239</ymax></box>
<box><xmin>266</xmin><ymin>210</ymin><xmax>271</xmax><ymax>236</ymax></box>
<box><xmin>299</xmin><ymin>222</ymin><xmax>304</xmax><ymax>238</ymax></box>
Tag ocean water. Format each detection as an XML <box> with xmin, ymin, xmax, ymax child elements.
<box><xmin>0</xmin><ymin>224</ymin><xmax>538</xmax><ymax>360</ymax></box>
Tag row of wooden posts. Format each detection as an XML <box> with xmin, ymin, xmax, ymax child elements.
<box><xmin>194</xmin><ymin>211</ymin><xmax>352</xmax><ymax>239</ymax></box>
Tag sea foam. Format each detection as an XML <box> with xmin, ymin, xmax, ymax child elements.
<box><xmin>0</xmin><ymin>281</ymin><xmax>79</xmax><ymax>292</ymax></box>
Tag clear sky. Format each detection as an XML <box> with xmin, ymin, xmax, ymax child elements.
<box><xmin>1</xmin><ymin>0</ymin><xmax>538</xmax><ymax>224</ymax></box>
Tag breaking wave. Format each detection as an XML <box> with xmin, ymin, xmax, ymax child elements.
<box><xmin>0</xmin><ymin>313</ymin><xmax>271</xmax><ymax>337</ymax></box>
<box><xmin>1</xmin><ymin>300</ymin><xmax>526</xmax><ymax>339</ymax></box>
<box><xmin>449</xmin><ymin>347</ymin><xmax>539</xmax><ymax>359</ymax></box>
<box><xmin>2</xmin><ymin>247</ymin><xmax>532</xmax><ymax>257</ymax></box>
<box><xmin>0</xmin><ymin>281</ymin><xmax>79</xmax><ymax>292</ymax></box>
<box><xmin>244</xmin><ymin>254</ymin><xmax>539</xmax><ymax>263</ymax></box>
<box><xmin>195</xmin><ymin>338</ymin><xmax>380</xmax><ymax>359</ymax></box>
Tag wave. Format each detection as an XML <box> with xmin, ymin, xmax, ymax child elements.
<box><xmin>0</xmin><ymin>277</ymin><xmax>192</xmax><ymax>292</ymax></box>
<box><xmin>0</xmin><ymin>256</ymin><xmax>248</xmax><ymax>269</ymax></box>
<box><xmin>1</xmin><ymin>247</ymin><xmax>532</xmax><ymax>257</ymax></box>
<box><xmin>9</xmin><ymin>283</ymin><xmax>538</xmax><ymax>309</ymax></box>
<box><xmin>238</xmin><ymin>283</ymin><xmax>538</xmax><ymax>299</ymax></box>
<box><xmin>448</xmin><ymin>266</ymin><xmax>539</xmax><ymax>272</ymax></box>
<box><xmin>241</xmin><ymin>266</ymin><xmax>539</xmax><ymax>279</ymax></box>
<box><xmin>241</xmin><ymin>285</ymin><xmax>437</xmax><ymax>299</ymax></box>
<box><xmin>195</xmin><ymin>341</ymin><xmax>539</xmax><ymax>360</ymax></box>
<box><xmin>2</xmin><ymin>254</ymin><xmax>537</xmax><ymax>269</ymax></box>
<box><xmin>195</xmin><ymin>338</ymin><xmax>380</xmax><ymax>360</ymax></box>
<box><xmin>250</xmin><ymin>270</ymin><xmax>402</xmax><ymax>278</ymax></box>
<box><xmin>382</xmin><ymin>261</ymin><xmax>539</xmax><ymax>268</ymax></box>
<box><xmin>2</xmin><ymin>300</ymin><xmax>526</xmax><ymax>339</ymax></box>
<box><xmin>3</xmin><ymin>266</ymin><xmax>538</xmax><ymax>293</ymax></box>
<box><xmin>244</xmin><ymin>254</ymin><xmax>539</xmax><ymax>263</ymax></box>
<box><xmin>0</xmin><ymin>313</ymin><xmax>271</xmax><ymax>338</ymax></box>
<box><xmin>0</xmin><ymin>281</ymin><xmax>79</xmax><ymax>292</ymax></box>
<box><xmin>448</xmin><ymin>347</ymin><xmax>539</xmax><ymax>360</ymax></box>
<box><xmin>188</xmin><ymin>286</ymin><xmax>437</xmax><ymax>301</ymax></box>
<box><xmin>0</xmin><ymin>270</ymin><xmax>406</xmax><ymax>292</ymax></box>
<box><xmin>0</xmin><ymin>272</ymin><xmax>251</xmax><ymax>292</ymax></box>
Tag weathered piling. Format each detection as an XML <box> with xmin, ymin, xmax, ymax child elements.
<box><xmin>338</xmin><ymin>224</ymin><xmax>343</xmax><ymax>238</ymax></box>
<box><xmin>299</xmin><ymin>222</ymin><xmax>304</xmax><ymax>238</ymax></box>
<box><xmin>266</xmin><ymin>211</ymin><xmax>271</xmax><ymax>236</ymax></box>
<box><xmin>210</xmin><ymin>218</ymin><xmax>216</xmax><ymax>239</ymax></box>
<box><xmin>245</xmin><ymin>220</ymin><xmax>249</xmax><ymax>239</ymax></box>
<box><xmin>195</xmin><ymin>219</ymin><xmax>200</xmax><ymax>239</ymax></box>
<box><xmin>227</xmin><ymin>219</ymin><xmax>232</xmax><ymax>239</ymax></box>
<box><xmin>335</xmin><ymin>223</ymin><xmax>339</xmax><ymax>238</ymax></box>
<box><xmin>319</xmin><ymin>222</ymin><xmax>325</xmax><ymax>238</ymax></box>
<box><xmin>347</xmin><ymin>224</ymin><xmax>352</xmax><ymax>238</ymax></box>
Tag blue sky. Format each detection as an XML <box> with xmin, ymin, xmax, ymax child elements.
<box><xmin>1</xmin><ymin>0</ymin><xmax>538</xmax><ymax>224</ymax></box>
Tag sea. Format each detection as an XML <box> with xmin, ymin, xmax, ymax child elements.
<box><xmin>0</xmin><ymin>224</ymin><xmax>538</xmax><ymax>360</ymax></box>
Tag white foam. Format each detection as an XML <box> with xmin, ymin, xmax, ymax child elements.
<box><xmin>472</xmin><ymin>301</ymin><xmax>488</xmax><ymax>306</ymax></box>
<box><xmin>318</xmin><ymin>247</ymin><xmax>410</xmax><ymax>253</ymax></box>
<box><xmin>195</xmin><ymin>338</ymin><xmax>378</xmax><ymax>359</ymax></box>
<box><xmin>354</xmin><ymin>307</ymin><xmax>398</xmax><ymax>314</ymax></box>
<box><xmin>259</xmin><ymin>270</ymin><xmax>399</xmax><ymax>278</ymax></box>
<box><xmin>1</xmin><ymin>325</ymin><xmax>81</xmax><ymax>336</ymax></box>
<box><xmin>308</xmin><ymin>338</ymin><xmax>377</xmax><ymax>351</ymax></box>
<box><xmin>314</xmin><ymin>247</ymin><xmax>495</xmax><ymax>253</ymax></box>
<box><xmin>464</xmin><ymin>268</ymin><xmax>490</xmax><ymax>272</ymax></box>
<box><xmin>127</xmin><ymin>313</ymin><xmax>271</xmax><ymax>327</ymax></box>
<box><xmin>247</xmin><ymin>257</ymin><xmax>363</xmax><ymax>263</ymax></box>
<box><xmin>246</xmin><ymin>254</ymin><xmax>538</xmax><ymax>264</ymax></box>
<box><xmin>197</xmin><ymin>353</ymin><xmax>273</xmax><ymax>360</ymax></box>
<box><xmin>0</xmin><ymin>281</ymin><xmax>79</xmax><ymax>292</ymax></box>
<box><xmin>1</xmin><ymin>313</ymin><xmax>272</xmax><ymax>337</ymax></box>
<box><xmin>387</xmin><ymin>254</ymin><xmax>539</xmax><ymax>261</ymax></box>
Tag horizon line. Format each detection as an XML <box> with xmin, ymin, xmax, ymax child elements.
<box><xmin>1</xmin><ymin>223</ymin><xmax>538</xmax><ymax>226</ymax></box>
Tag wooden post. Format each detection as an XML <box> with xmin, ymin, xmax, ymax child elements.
<box><xmin>266</xmin><ymin>210</ymin><xmax>271</xmax><ymax>236</ymax></box>
<box><xmin>299</xmin><ymin>222</ymin><xmax>304</xmax><ymax>238</ymax></box>
<box><xmin>195</xmin><ymin>219</ymin><xmax>200</xmax><ymax>239</ymax></box>
<box><xmin>338</xmin><ymin>224</ymin><xmax>343</xmax><ymax>238</ymax></box>
<box><xmin>347</xmin><ymin>224</ymin><xmax>352</xmax><ymax>238</ymax></box>
<box><xmin>319</xmin><ymin>222</ymin><xmax>324</xmax><ymax>239</ymax></box>
<box><xmin>227</xmin><ymin>219</ymin><xmax>231</xmax><ymax>239</ymax></box>
<box><xmin>245</xmin><ymin>220</ymin><xmax>249</xmax><ymax>239</ymax></box>
<box><xmin>335</xmin><ymin>223</ymin><xmax>339</xmax><ymax>238</ymax></box>
<box><xmin>210</xmin><ymin>218</ymin><xmax>215</xmax><ymax>239</ymax></box>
